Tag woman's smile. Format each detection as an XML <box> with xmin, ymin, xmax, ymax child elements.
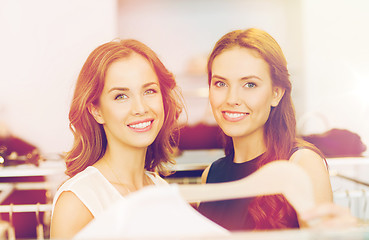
<box><xmin>222</xmin><ymin>111</ymin><xmax>249</xmax><ymax>122</ymax></box>
<box><xmin>127</xmin><ymin>119</ymin><xmax>154</xmax><ymax>132</ymax></box>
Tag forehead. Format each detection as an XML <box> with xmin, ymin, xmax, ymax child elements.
<box><xmin>104</xmin><ymin>53</ymin><xmax>159</xmax><ymax>87</ymax></box>
<box><xmin>212</xmin><ymin>47</ymin><xmax>271</xmax><ymax>80</ymax></box>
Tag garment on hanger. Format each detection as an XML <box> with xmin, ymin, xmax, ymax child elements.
<box><xmin>74</xmin><ymin>184</ymin><xmax>230</xmax><ymax>239</ymax></box>
<box><xmin>74</xmin><ymin>161</ymin><xmax>314</xmax><ymax>239</ymax></box>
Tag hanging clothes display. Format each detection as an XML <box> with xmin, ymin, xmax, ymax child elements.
<box><xmin>74</xmin><ymin>184</ymin><xmax>229</xmax><ymax>239</ymax></box>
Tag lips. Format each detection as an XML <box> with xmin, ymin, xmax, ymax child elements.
<box><xmin>127</xmin><ymin>119</ymin><xmax>154</xmax><ymax>132</ymax></box>
<box><xmin>222</xmin><ymin>111</ymin><xmax>249</xmax><ymax>122</ymax></box>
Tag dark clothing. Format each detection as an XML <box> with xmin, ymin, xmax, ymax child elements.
<box><xmin>198</xmin><ymin>150</ymin><xmax>300</xmax><ymax>231</ymax></box>
<box><xmin>197</xmin><ymin>153</ymin><xmax>261</xmax><ymax>230</ymax></box>
<box><xmin>0</xmin><ymin>136</ymin><xmax>39</xmax><ymax>166</ymax></box>
<box><xmin>0</xmin><ymin>136</ymin><xmax>37</xmax><ymax>156</ymax></box>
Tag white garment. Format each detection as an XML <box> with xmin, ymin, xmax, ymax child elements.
<box><xmin>74</xmin><ymin>184</ymin><xmax>230</xmax><ymax>239</ymax></box>
<box><xmin>52</xmin><ymin>166</ymin><xmax>167</xmax><ymax>217</ymax></box>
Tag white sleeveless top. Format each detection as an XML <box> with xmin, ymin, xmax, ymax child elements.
<box><xmin>52</xmin><ymin>166</ymin><xmax>168</xmax><ymax>217</ymax></box>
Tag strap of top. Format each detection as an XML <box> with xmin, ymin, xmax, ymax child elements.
<box><xmin>290</xmin><ymin>147</ymin><xmax>302</xmax><ymax>157</ymax></box>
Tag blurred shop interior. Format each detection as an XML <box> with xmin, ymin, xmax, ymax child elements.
<box><xmin>1</xmin><ymin>0</ymin><xmax>369</xmax><ymax>238</ymax></box>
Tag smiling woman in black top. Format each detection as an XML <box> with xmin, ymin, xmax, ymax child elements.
<box><xmin>197</xmin><ymin>28</ymin><xmax>333</xmax><ymax>230</ymax></box>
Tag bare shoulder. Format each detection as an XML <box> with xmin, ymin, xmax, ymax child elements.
<box><xmin>289</xmin><ymin>148</ymin><xmax>327</xmax><ymax>169</ymax></box>
<box><xmin>51</xmin><ymin>191</ymin><xmax>94</xmax><ymax>239</ymax></box>
<box><xmin>289</xmin><ymin>148</ymin><xmax>333</xmax><ymax>203</ymax></box>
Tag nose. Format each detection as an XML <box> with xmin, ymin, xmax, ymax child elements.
<box><xmin>131</xmin><ymin>96</ymin><xmax>148</xmax><ymax>116</ymax></box>
<box><xmin>226</xmin><ymin>86</ymin><xmax>241</xmax><ymax>107</ymax></box>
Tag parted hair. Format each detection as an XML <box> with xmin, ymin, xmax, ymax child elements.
<box><xmin>65</xmin><ymin>39</ymin><xmax>183</xmax><ymax>177</ymax></box>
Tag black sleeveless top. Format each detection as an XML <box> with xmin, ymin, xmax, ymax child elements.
<box><xmin>197</xmin><ymin>150</ymin><xmax>300</xmax><ymax>231</ymax></box>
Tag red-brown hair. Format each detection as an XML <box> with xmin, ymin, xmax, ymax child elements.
<box><xmin>207</xmin><ymin>28</ymin><xmax>323</xmax><ymax>229</ymax></box>
<box><xmin>65</xmin><ymin>39</ymin><xmax>183</xmax><ymax>177</ymax></box>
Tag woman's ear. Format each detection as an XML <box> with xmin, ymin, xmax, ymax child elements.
<box><xmin>271</xmin><ymin>87</ymin><xmax>285</xmax><ymax>107</ymax></box>
<box><xmin>88</xmin><ymin>103</ymin><xmax>105</xmax><ymax>124</ymax></box>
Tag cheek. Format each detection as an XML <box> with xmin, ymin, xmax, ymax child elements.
<box><xmin>99</xmin><ymin>100</ymin><xmax>130</xmax><ymax>122</ymax></box>
<box><xmin>105</xmin><ymin>107</ymin><xmax>127</xmax><ymax>123</ymax></box>
<box><xmin>152</xmin><ymin>96</ymin><xmax>165</xmax><ymax>118</ymax></box>
<box><xmin>249</xmin><ymin>98</ymin><xmax>269</xmax><ymax>112</ymax></box>
<box><xmin>247</xmin><ymin>89</ymin><xmax>274</xmax><ymax>111</ymax></box>
<box><xmin>209</xmin><ymin>90</ymin><xmax>223</xmax><ymax>109</ymax></box>
<box><xmin>156</xmin><ymin>100</ymin><xmax>165</xmax><ymax>129</ymax></box>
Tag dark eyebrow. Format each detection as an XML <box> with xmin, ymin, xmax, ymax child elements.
<box><xmin>108</xmin><ymin>82</ymin><xmax>159</xmax><ymax>93</ymax></box>
<box><xmin>143</xmin><ymin>82</ymin><xmax>160</xmax><ymax>88</ymax></box>
<box><xmin>108</xmin><ymin>87</ymin><xmax>129</xmax><ymax>93</ymax></box>
<box><xmin>212</xmin><ymin>75</ymin><xmax>262</xmax><ymax>81</ymax></box>
<box><xmin>212</xmin><ymin>75</ymin><xmax>227</xmax><ymax>81</ymax></box>
<box><xmin>240</xmin><ymin>75</ymin><xmax>263</xmax><ymax>81</ymax></box>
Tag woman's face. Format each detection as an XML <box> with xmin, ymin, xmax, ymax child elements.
<box><xmin>90</xmin><ymin>53</ymin><xmax>164</xmax><ymax>149</ymax></box>
<box><xmin>209</xmin><ymin>47</ymin><xmax>283</xmax><ymax>141</ymax></box>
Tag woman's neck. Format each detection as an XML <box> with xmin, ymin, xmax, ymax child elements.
<box><xmin>94</xmin><ymin>143</ymin><xmax>148</xmax><ymax>187</ymax></box>
<box><xmin>232</xmin><ymin>131</ymin><xmax>266</xmax><ymax>163</ymax></box>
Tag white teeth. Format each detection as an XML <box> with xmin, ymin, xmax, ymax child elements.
<box><xmin>225</xmin><ymin>112</ymin><xmax>246</xmax><ymax>118</ymax></box>
<box><xmin>129</xmin><ymin>121</ymin><xmax>152</xmax><ymax>129</ymax></box>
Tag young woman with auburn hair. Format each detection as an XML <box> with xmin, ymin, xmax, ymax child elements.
<box><xmin>51</xmin><ymin>39</ymin><xmax>183</xmax><ymax>238</ymax></box>
<box><xmin>197</xmin><ymin>28</ymin><xmax>333</xmax><ymax>230</ymax></box>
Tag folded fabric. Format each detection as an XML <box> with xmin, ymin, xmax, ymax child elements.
<box><xmin>74</xmin><ymin>184</ymin><xmax>229</xmax><ymax>239</ymax></box>
<box><xmin>302</xmin><ymin>128</ymin><xmax>367</xmax><ymax>157</ymax></box>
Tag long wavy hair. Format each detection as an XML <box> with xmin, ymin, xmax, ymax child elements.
<box><xmin>65</xmin><ymin>39</ymin><xmax>183</xmax><ymax>177</ymax></box>
<box><xmin>207</xmin><ymin>28</ymin><xmax>323</xmax><ymax>229</ymax></box>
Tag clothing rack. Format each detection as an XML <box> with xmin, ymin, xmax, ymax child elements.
<box><xmin>0</xmin><ymin>182</ymin><xmax>52</xmax><ymax>191</ymax></box>
<box><xmin>0</xmin><ymin>182</ymin><xmax>52</xmax><ymax>205</ymax></box>
<box><xmin>0</xmin><ymin>202</ymin><xmax>51</xmax><ymax>240</ymax></box>
<box><xmin>0</xmin><ymin>182</ymin><xmax>53</xmax><ymax>240</ymax></box>
<box><xmin>334</xmin><ymin>189</ymin><xmax>369</xmax><ymax>199</ymax></box>
<box><xmin>331</xmin><ymin>171</ymin><xmax>369</xmax><ymax>221</ymax></box>
<box><xmin>332</xmin><ymin>172</ymin><xmax>369</xmax><ymax>187</ymax></box>
<box><xmin>0</xmin><ymin>203</ymin><xmax>52</xmax><ymax>213</ymax></box>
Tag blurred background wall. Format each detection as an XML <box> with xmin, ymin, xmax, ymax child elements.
<box><xmin>0</xmin><ymin>0</ymin><xmax>117</xmax><ymax>155</ymax></box>
<box><xmin>0</xmin><ymin>0</ymin><xmax>368</xmax><ymax>156</ymax></box>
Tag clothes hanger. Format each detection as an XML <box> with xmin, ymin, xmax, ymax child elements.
<box><xmin>35</xmin><ymin>203</ymin><xmax>44</xmax><ymax>240</ymax></box>
<box><xmin>177</xmin><ymin>160</ymin><xmax>316</xmax><ymax>215</ymax></box>
<box><xmin>7</xmin><ymin>203</ymin><xmax>15</xmax><ymax>240</ymax></box>
<box><xmin>74</xmin><ymin>161</ymin><xmax>315</xmax><ymax>239</ymax></box>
